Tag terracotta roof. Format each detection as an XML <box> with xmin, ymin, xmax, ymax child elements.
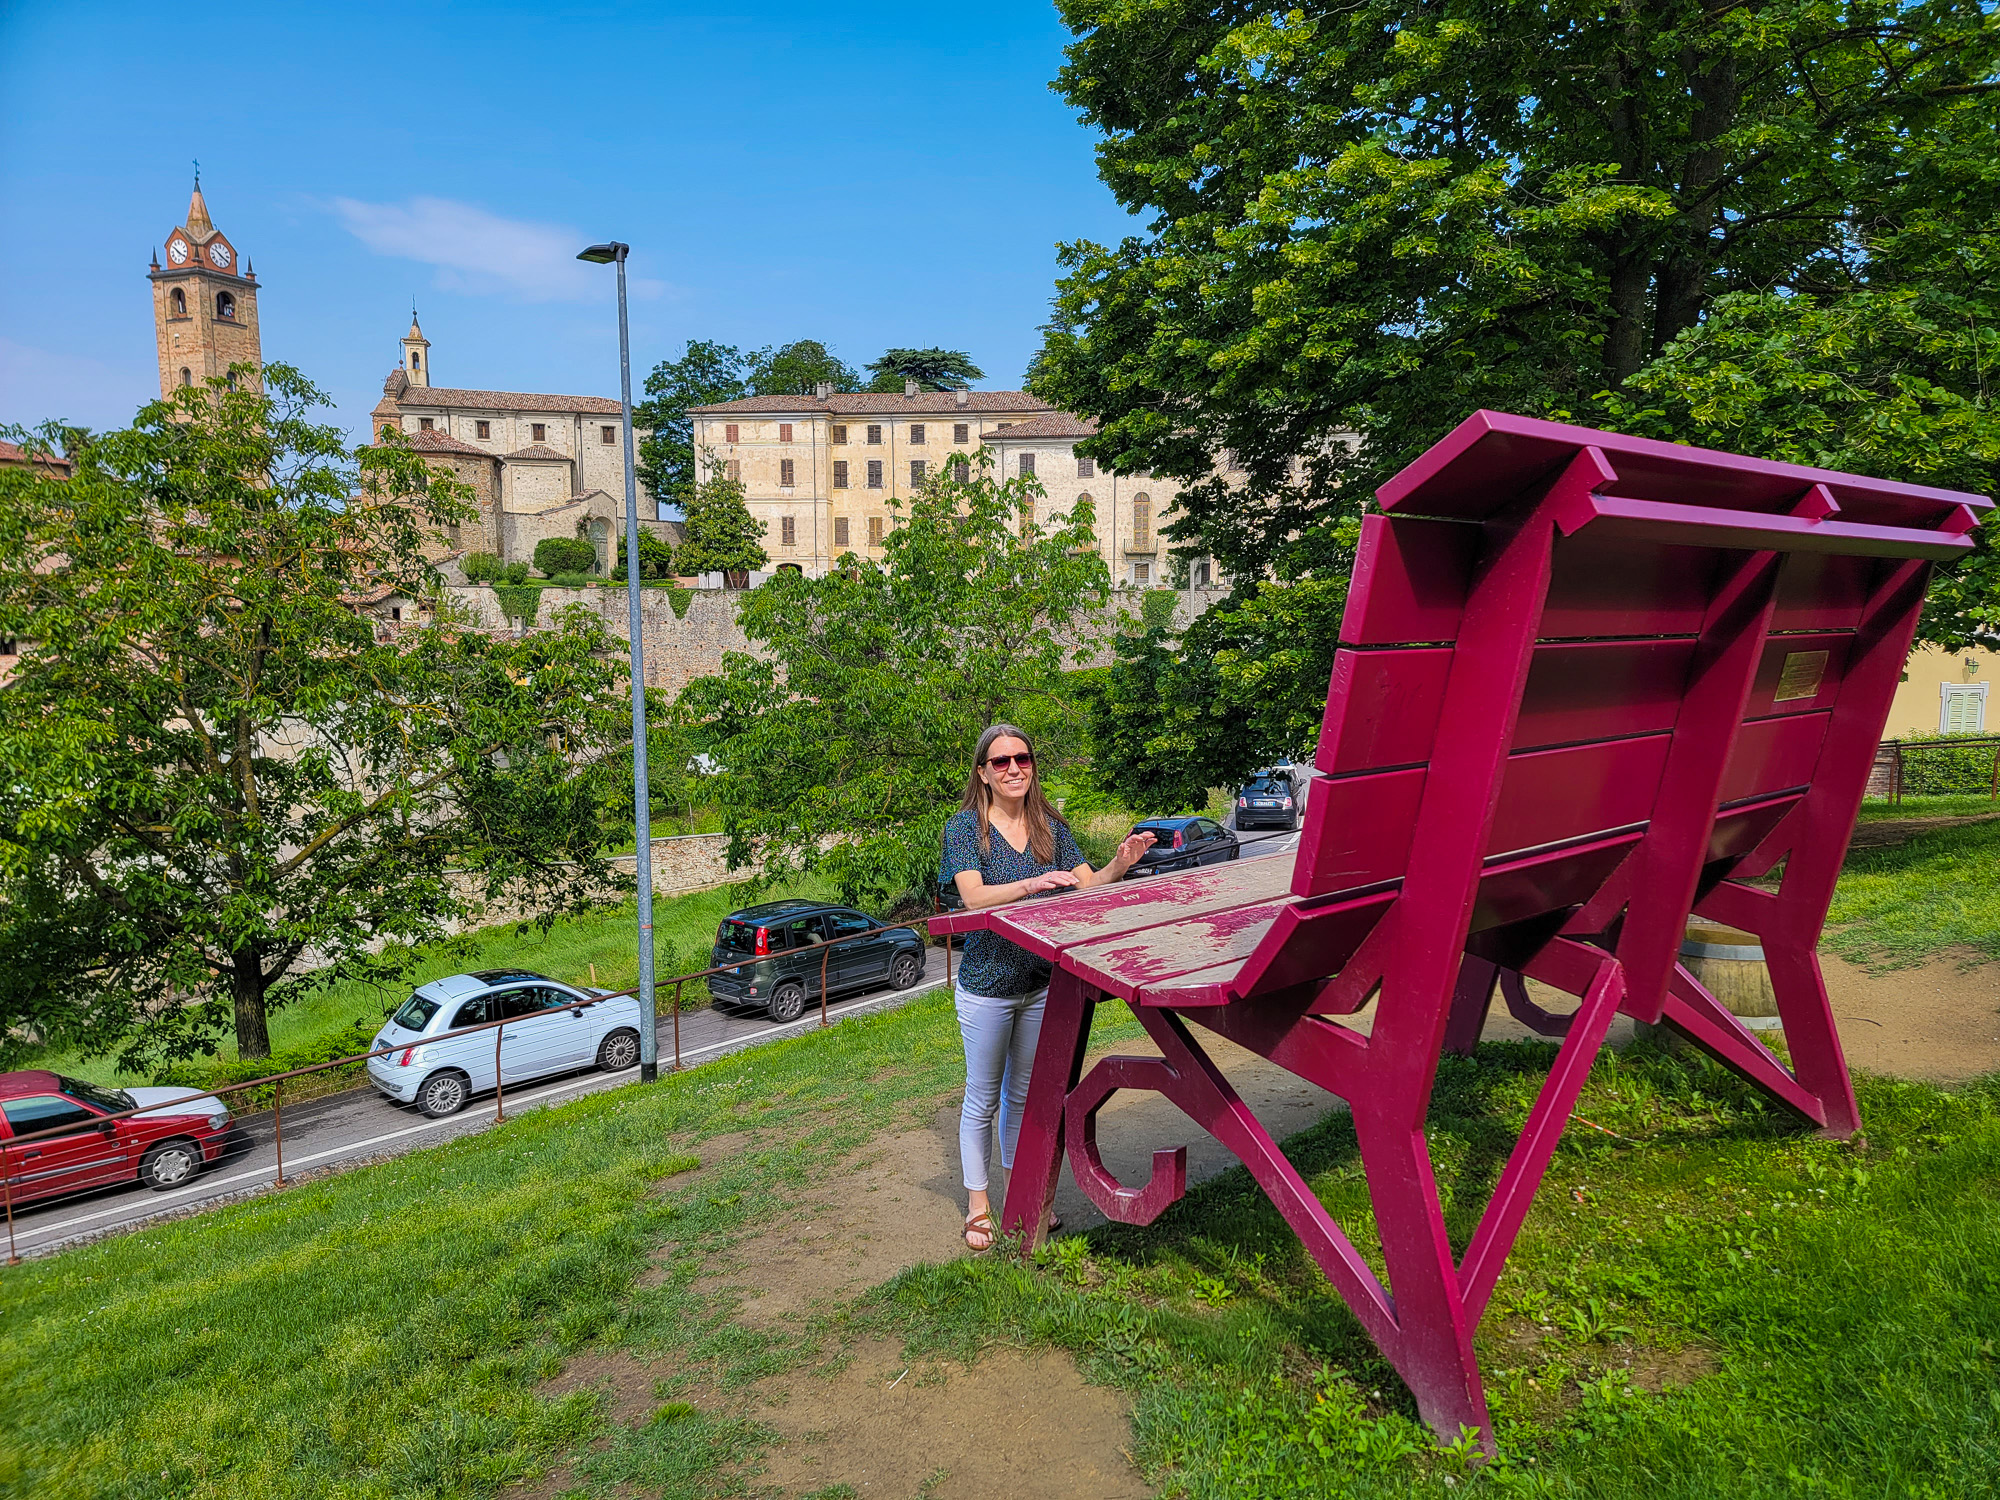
<box><xmin>391</xmin><ymin>378</ymin><xmax>622</xmax><ymax>416</ymax></box>
<box><xmin>505</xmin><ymin>444</ymin><xmax>571</xmax><ymax>461</ymax></box>
<box><xmin>0</xmin><ymin>440</ymin><xmax>72</xmax><ymax>474</ymax></box>
<box><xmin>402</xmin><ymin>429</ymin><xmax>492</xmax><ymax>457</ymax></box>
<box><xmin>688</xmin><ymin>390</ymin><xmax>1056</xmax><ymax>416</ymax></box>
<box><xmin>978</xmin><ymin>413</ymin><xmax>1098</xmax><ymax>440</ymax></box>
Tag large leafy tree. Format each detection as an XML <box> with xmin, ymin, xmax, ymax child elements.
<box><xmin>1038</xmin><ymin>0</ymin><xmax>2000</xmax><ymax>784</ymax></box>
<box><xmin>634</xmin><ymin>339</ymin><xmax>751</xmax><ymax>507</ymax></box>
<box><xmin>865</xmin><ymin>347</ymin><xmax>985</xmax><ymax>392</ymax></box>
<box><xmin>0</xmin><ymin>368</ymin><xmax>631</xmax><ymax>1068</ymax></box>
<box><xmin>675</xmin><ymin>457</ymin><xmax>769</xmax><ymax>583</ymax></box>
<box><xmin>675</xmin><ymin>457</ymin><xmax>1109</xmax><ymax>908</ymax></box>
<box><xmin>748</xmin><ymin>339</ymin><xmax>862</xmax><ymax>397</ymax></box>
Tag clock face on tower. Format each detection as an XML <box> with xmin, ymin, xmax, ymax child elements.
<box><xmin>208</xmin><ymin>241</ymin><xmax>232</xmax><ymax>269</ymax></box>
<box><xmin>167</xmin><ymin>238</ymin><xmax>189</xmax><ymax>265</ymax></box>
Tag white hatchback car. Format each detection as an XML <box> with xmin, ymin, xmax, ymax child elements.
<box><xmin>366</xmin><ymin>969</ymin><xmax>643</xmax><ymax>1118</ymax></box>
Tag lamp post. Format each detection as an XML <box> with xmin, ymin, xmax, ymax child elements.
<box><xmin>577</xmin><ymin>239</ymin><xmax>657</xmax><ymax>1083</ymax></box>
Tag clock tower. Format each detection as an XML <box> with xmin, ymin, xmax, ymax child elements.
<box><xmin>150</xmin><ymin>174</ymin><xmax>262</xmax><ymax>398</ymax></box>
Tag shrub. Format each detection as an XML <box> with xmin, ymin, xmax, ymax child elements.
<box><xmin>461</xmin><ymin>551</ymin><xmax>501</xmax><ymax>583</ymax></box>
<box><xmin>500</xmin><ymin>561</ymin><xmax>531</xmax><ymax>586</ymax></box>
<box><xmin>533</xmin><ymin>536</ymin><xmax>599</xmax><ymax>577</ymax></box>
<box><xmin>1140</xmin><ymin>588</ymin><xmax>1178</xmax><ymax>630</ymax></box>
<box><xmin>614</xmin><ymin>529</ymin><xmax>676</xmax><ymax>581</ymax></box>
<box><xmin>549</xmin><ymin>571</ymin><xmax>592</xmax><ymax>589</ymax></box>
<box><xmin>493</xmin><ymin>582</ymin><xmax>540</xmax><ymax>626</ymax></box>
<box><xmin>1897</xmin><ymin>732</ymin><xmax>2000</xmax><ymax>795</ymax></box>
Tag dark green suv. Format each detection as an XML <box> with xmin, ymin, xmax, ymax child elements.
<box><xmin>708</xmin><ymin>899</ymin><xmax>928</xmax><ymax>1022</ymax></box>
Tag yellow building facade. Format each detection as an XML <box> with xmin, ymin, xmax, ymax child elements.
<box><xmin>1884</xmin><ymin>644</ymin><xmax>1995</xmax><ymax>737</ymax></box>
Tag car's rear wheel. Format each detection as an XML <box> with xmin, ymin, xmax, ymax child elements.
<box><xmin>415</xmin><ymin>1070</ymin><xmax>470</xmax><ymax>1119</ymax></box>
<box><xmin>597</xmin><ymin>1027</ymin><xmax>640</xmax><ymax>1071</ymax></box>
<box><xmin>767</xmin><ymin>982</ymin><xmax>807</xmax><ymax>1024</ymax></box>
<box><xmin>889</xmin><ymin>952</ymin><xmax>922</xmax><ymax>990</ymax></box>
<box><xmin>139</xmin><ymin>1137</ymin><xmax>202</xmax><ymax>1191</ymax></box>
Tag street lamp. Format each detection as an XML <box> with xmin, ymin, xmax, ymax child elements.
<box><xmin>578</xmin><ymin>239</ymin><xmax>658</xmax><ymax>1083</ymax></box>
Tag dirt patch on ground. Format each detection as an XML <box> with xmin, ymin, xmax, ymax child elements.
<box><xmin>748</xmin><ymin>1336</ymin><xmax>1148</xmax><ymax>1499</ymax></box>
<box><xmin>1846</xmin><ymin>813</ymin><xmax>1999</xmax><ymax>849</ymax></box>
<box><xmin>1822</xmin><ymin>951</ymin><xmax>2000</xmax><ymax>1085</ymax></box>
<box><xmin>1619</xmin><ymin>1341</ymin><xmax>1721</xmax><ymax>1394</ymax></box>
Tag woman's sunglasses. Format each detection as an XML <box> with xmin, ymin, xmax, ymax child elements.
<box><xmin>983</xmin><ymin>752</ymin><xmax>1035</xmax><ymax>772</ymax></box>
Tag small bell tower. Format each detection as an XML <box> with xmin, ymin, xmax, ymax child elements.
<box><xmin>401</xmin><ymin>310</ymin><xmax>431</xmax><ymax>387</ymax></box>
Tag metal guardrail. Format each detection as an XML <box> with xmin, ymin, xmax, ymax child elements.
<box><xmin>1878</xmin><ymin>734</ymin><xmax>2000</xmax><ymax>805</ymax></box>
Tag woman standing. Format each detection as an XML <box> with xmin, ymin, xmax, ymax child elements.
<box><xmin>940</xmin><ymin>724</ymin><xmax>1154</xmax><ymax>1250</ymax></box>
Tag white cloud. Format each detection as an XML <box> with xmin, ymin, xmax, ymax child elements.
<box><xmin>331</xmin><ymin>196</ymin><xmax>665</xmax><ymax>303</ymax></box>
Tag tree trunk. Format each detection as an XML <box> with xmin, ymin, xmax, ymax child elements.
<box><xmin>231</xmin><ymin>950</ymin><xmax>273</xmax><ymax>1060</ymax></box>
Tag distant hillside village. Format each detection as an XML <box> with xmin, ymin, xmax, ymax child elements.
<box><xmin>4</xmin><ymin>174</ymin><xmax>1989</xmax><ymax>732</ymax></box>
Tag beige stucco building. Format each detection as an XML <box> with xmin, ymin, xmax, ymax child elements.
<box><xmin>1884</xmin><ymin>644</ymin><xmax>1995</xmax><ymax>737</ymax></box>
<box><xmin>687</xmin><ymin>387</ymin><xmax>1210</xmax><ymax>585</ymax></box>
<box><xmin>367</xmin><ymin>316</ymin><xmax>668</xmax><ymax>571</ymax></box>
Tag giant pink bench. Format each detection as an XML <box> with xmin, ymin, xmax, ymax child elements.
<box><xmin>933</xmin><ymin>411</ymin><xmax>1989</xmax><ymax>1448</ymax></box>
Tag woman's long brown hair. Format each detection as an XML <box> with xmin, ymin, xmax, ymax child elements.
<box><xmin>961</xmin><ymin>722</ymin><xmax>1061</xmax><ymax>864</ymax></box>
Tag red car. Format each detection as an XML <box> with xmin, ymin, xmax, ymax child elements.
<box><xmin>0</xmin><ymin>1070</ymin><xmax>233</xmax><ymax>1208</ymax></box>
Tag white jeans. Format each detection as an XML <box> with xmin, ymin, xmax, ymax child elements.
<box><xmin>955</xmin><ymin>982</ymin><xmax>1049</xmax><ymax>1192</ymax></box>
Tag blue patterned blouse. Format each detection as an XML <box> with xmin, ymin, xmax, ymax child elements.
<box><xmin>940</xmin><ymin>806</ymin><xmax>1089</xmax><ymax>997</ymax></box>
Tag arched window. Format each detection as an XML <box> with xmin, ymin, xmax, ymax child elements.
<box><xmin>169</xmin><ymin>287</ymin><xmax>186</xmax><ymax>316</ymax></box>
<box><xmin>179</xmin><ymin>367</ymin><xmax>192</xmax><ymax>386</ymax></box>
<box><xmin>225</xmin><ymin>372</ymin><xmax>237</xmax><ymax>391</ymax></box>
<box><xmin>1132</xmin><ymin>494</ymin><xmax>1152</xmax><ymax>550</ymax></box>
<box><xmin>410</xmin><ymin>351</ymin><xmax>421</xmax><ymax>372</ymax></box>
<box><xmin>215</xmin><ymin>291</ymin><xmax>235</xmax><ymax>320</ymax></box>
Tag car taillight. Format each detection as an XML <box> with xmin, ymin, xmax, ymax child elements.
<box><xmin>399</xmin><ymin>1047</ymin><xmax>416</xmax><ymax>1067</ymax></box>
<box><xmin>755</xmin><ymin>927</ymin><xmax>769</xmax><ymax>956</ymax></box>
<box><xmin>1172</xmin><ymin>831</ymin><xmax>1184</xmax><ymax>850</ymax></box>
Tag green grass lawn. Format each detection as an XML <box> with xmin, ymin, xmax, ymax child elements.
<box><xmin>1825</xmin><ymin>816</ymin><xmax>2000</xmax><ymax>970</ymax></box>
<box><xmin>1854</xmin><ymin>793</ymin><xmax>2000</xmax><ymax>822</ymax></box>
<box><xmin>3</xmin><ymin>986</ymin><xmax>1997</xmax><ymax>1499</ymax></box>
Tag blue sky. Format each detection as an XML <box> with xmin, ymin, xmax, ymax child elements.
<box><xmin>0</xmin><ymin>1</ymin><xmax>1135</xmax><ymax>441</ymax></box>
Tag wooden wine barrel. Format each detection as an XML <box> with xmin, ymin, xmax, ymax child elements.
<box><xmin>1679</xmin><ymin>919</ymin><xmax>1782</xmax><ymax>1030</ymax></box>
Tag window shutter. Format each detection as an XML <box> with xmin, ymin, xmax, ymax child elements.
<box><xmin>833</xmin><ymin>460</ymin><xmax>848</xmax><ymax>488</ymax></box>
<box><xmin>1076</xmin><ymin>456</ymin><xmax>1094</xmax><ymax>478</ymax></box>
<box><xmin>910</xmin><ymin>460</ymin><xmax>925</xmax><ymax>485</ymax></box>
<box><xmin>910</xmin><ymin>424</ymin><xmax>925</xmax><ymax>444</ymax></box>
<box><xmin>834</xmin><ymin>517</ymin><xmax>850</xmax><ymax>547</ymax></box>
<box><xmin>953</xmin><ymin>460</ymin><xmax>969</xmax><ymax>483</ymax></box>
<box><xmin>781</xmin><ymin>516</ymin><xmax>797</xmax><ymax>546</ymax></box>
<box><xmin>780</xmin><ymin>422</ymin><xmax>793</xmax><ymax>442</ymax></box>
<box><xmin>727</xmin><ymin>459</ymin><xmax>742</xmax><ymax>482</ymax></box>
<box><xmin>603</xmin><ymin>425</ymin><xmax>617</xmax><ymax>444</ymax></box>
<box><xmin>1019</xmin><ymin>453</ymin><xmax>1035</xmax><ymax>477</ymax></box>
<box><xmin>780</xmin><ymin>458</ymin><xmax>795</xmax><ymax>486</ymax></box>
<box><xmin>954</xmin><ymin>423</ymin><xmax>968</xmax><ymax>443</ymax></box>
<box><xmin>725</xmin><ymin>423</ymin><xmax>739</xmax><ymax>443</ymax></box>
<box><xmin>832</xmin><ymin>424</ymin><xmax>847</xmax><ymax>444</ymax></box>
<box><xmin>868</xmin><ymin>516</ymin><xmax>884</xmax><ymax>545</ymax></box>
<box><xmin>867</xmin><ymin>460</ymin><xmax>883</xmax><ymax>489</ymax></box>
<box><xmin>867</xmin><ymin>424</ymin><xmax>882</xmax><ymax>444</ymax></box>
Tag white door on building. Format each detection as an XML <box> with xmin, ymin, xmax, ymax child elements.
<box><xmin>1941</xmin><ymin>683</ymin><xmax>1988</xmax><ymax>732</ymax></box>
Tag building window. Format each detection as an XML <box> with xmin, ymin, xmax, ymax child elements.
<box><xmin>910</xmin><ymin>460</ymin><xmax>926</xmax><ymax>486</ymax></box>
<box><xmin>727</xmin><ymin>459</ymin><xmax>742</xmax><ymax>482</ymax></box>
<box><xmin>602</xmin><ymin>425</ymin><xmax>617</xmax><ymax>445</ymax></box>
<box><xmin>868</xmin><ymin>516</ymin><xmax>885</xmax><ymax>545</ymax></box>
<box><xmin>0</xmin><ymin>639</ymin><xmax>15</xmax><ymax>656</ymax></box>
<box><xmin>780</xmin><ymin>422</ymin><xmax>793</xmax><ymax>442</ymax></box>
<box><xmin>179</xmin><ymin>367</ymin><xmax>192</xmax><ymax>386</ymax></box>
<box><xmin>419</xmin><ymin>417</ymin><xmax>434</xmax><ymax>432</ymax></box>
<box><xmin>954</xmin><ymin>423</ymin><xmax>969</xmax><ymax>443</ymax></box>
<box><xmin>410</xmin><ymin>351</ymin><xmax>421</xmax><ymax>372</ymax></box>
<box><xmin>1943</xmin><ymin>683</ymin><xmax>1988</xmax><ymax>732</ymax></box>
<box><xmin>225</xmin><ymin>372</ymin><xmax>237</xmax><ymax>391</ymax></box>
<box><xmin>169</xmin><ymin>288</ymin><xmax>186</xmax><ymax>316</ymax></box>
<box><xmin>215</xmin><ymin>291</ymin><xmax>235</xmax><ymax>320</ymax></box>
<box><xmin>832</xmin><ymin>424</ymin><xmax>848</xmax><ymax>444</ymax></box>
<box><xmin>781</xmin><ymin>516</ymin><xmax>797</xmax><ymax>547</ymax></box>
<box><xmin>866</xmin><ymin>424</ymin><xmax>882</xmax><ymax>445</ymax></box>
<box><xmin>780</xmin><ymin>458</ymin><xmax>796</xmax><ymax>486</ymax></box>
<box><xmin>390</xmin><ymin>606</ymin><xmax>402</xmax><ymax>622</ymax></box>
<box><xmin>910</xmin><ymin>424</ymin><xmax>925</xmax><ymax>445</ymax></box>
<box><xmin>952</xmin><ymin>460</ymin><xmax>969</xmax><ymax>483</ymax></box>
<box><xmin>1019</xmin><ymin>452</ymin><xmax>1035</xmax><ymax>477</ymax></box>
<box><xmin>833</xmin><ymin>460</ymin><xmax>849</xmax><ymax>488</ymax></box>
<box><xmin>725</xmin><ymin>423</ymin><xmax>740</xmax><ymax>443</ymax></box>
<box><xmin>1133</xmin><ymin>562</ymin><xmax>1151</xmax><ymax>585</ymax></box>
<box><xmin>1076</xmin><ymin>456</ymin><xmax>1095</xmax><ymax>478</ymax></box>
<box><xmin>1193</xmin><ymin>558</ymin><xmax>1212</xmax><ymax>587</ymax></box>
<box><xmin>476</xmin><ymin>420</ymin><xmax>491</xmax><ymax>439</ymax></box>
<box><xmin>531</xmin><ymin>423</ymin><xmax>547</xmax><ymax>442</ymax></box>
<box><xmin>834</xmin><ymin>516</ymin><xmax>850</xmax><ymax>547</ymax></box>
<box><xmin>867</xmin><ymin>459</ymin><xmax>883</xmax><ymax>489</ymax></box>
<box><xmin>1133</xmin><ymin>493</ymin><xmax>1152</xmax><ymax>550</ymax></box>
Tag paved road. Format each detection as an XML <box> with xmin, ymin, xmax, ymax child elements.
<box><xmin>5</xmin><ymin>970</ymin><xmax>953</xmax><ymax>1261</ymax></box>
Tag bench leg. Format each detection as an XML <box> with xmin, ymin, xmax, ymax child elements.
<box><xmin>1764</xmin><ymin>943</ymin><xmax>1860</xmax><ymax>1138</ymax></box>
<box><xmin>1442</xmin><ymin>956</ymin><xmax>1498</xmax><ymax>1054</ymax></box>
<box><xmin>999</xmin><ymin>968</ymin><xmax>1096</xmax><ymax>1249</ymax></box>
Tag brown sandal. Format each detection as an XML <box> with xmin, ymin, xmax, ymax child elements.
<box><xmin>963</xmin><ymin>1210</ymin><xmax>996</xmax><ymax>1252</ymax></box>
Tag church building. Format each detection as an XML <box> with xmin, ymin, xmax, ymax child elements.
<box><xmin>149</xmin><ymin>176</ymin><xmax>261</xmax><ymax>395</ymax></box>
<box><xmin>368</xmin><ymin>316</ymin><xmax>669</xmax><ymax>573</ymax></box>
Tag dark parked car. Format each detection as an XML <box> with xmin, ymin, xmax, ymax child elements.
<box><xmin>708</xmin><ymin>899</ymin><xmax>928</xmax><ymax>1022</ymax></box>
<box><xmin>0</xmin><ymin>1070</ymin><xmax>233</xmax><ymax>1207</ymax></box>
<box><xmin>1123</xmin><ymin>816</ymin><xmax>1240</xmax><ymax>878</ymax></box>
<box><xmin>1234</xmin><ymin>772</ymin><xmax>1301</xmax><ymax>831</ymax></box>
